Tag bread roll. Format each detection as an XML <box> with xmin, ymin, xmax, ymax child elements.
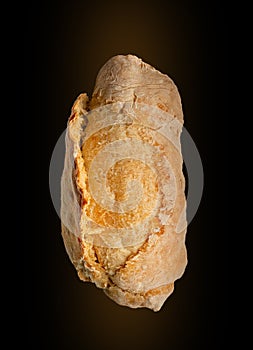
<box><xmin>60</xmin><ymin>54</ymin><xmax>187</xmax><ymax>311</ymax></box>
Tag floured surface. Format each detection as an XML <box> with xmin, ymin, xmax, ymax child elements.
<box><xmin>60</xmin><ymin>54</ymin><xmax>187</xmax><ymax>311</ymax></box>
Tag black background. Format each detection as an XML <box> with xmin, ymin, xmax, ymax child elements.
<box><xmin>18</xmin><ymin>0</ymin><xmax>228</xmax><ymax>349</ymax></box>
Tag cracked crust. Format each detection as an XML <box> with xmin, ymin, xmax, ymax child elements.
<box><xmin>60</xmin><ymin>55</ymin><xmax>187</xmax><ymax>311</ymax></box>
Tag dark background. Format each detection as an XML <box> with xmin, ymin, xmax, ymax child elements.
<box><xmin>19</xmin><ymin>0</ymin><xmax>228</xmax><ymax>349</ymax></box>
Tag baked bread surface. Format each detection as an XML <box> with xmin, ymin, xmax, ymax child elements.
<box><xmin>61</xmin><ymin>55</ymin><xmax>187</xmax><ymax>311</ymax></box>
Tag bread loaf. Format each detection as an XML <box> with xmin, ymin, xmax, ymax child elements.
<box><xmin>60</xmin><ymin>54</ymin><xmax>187</xmax><ymax>311</ymax></box>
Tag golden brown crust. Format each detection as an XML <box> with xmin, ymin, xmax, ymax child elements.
<box><xmin>104</xmin><ymin>283</ymin><xmax>174</xmax><ymax>312</ymax></box>
<box><xmin>60</xmin><ymin>55</ymin><xmax>187</xmax><ymax>311</ymax></box>
<box><xmin>90</xmin><ymin>55</ymin><xmax>183</xmax><ymax>123</ymax></box>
